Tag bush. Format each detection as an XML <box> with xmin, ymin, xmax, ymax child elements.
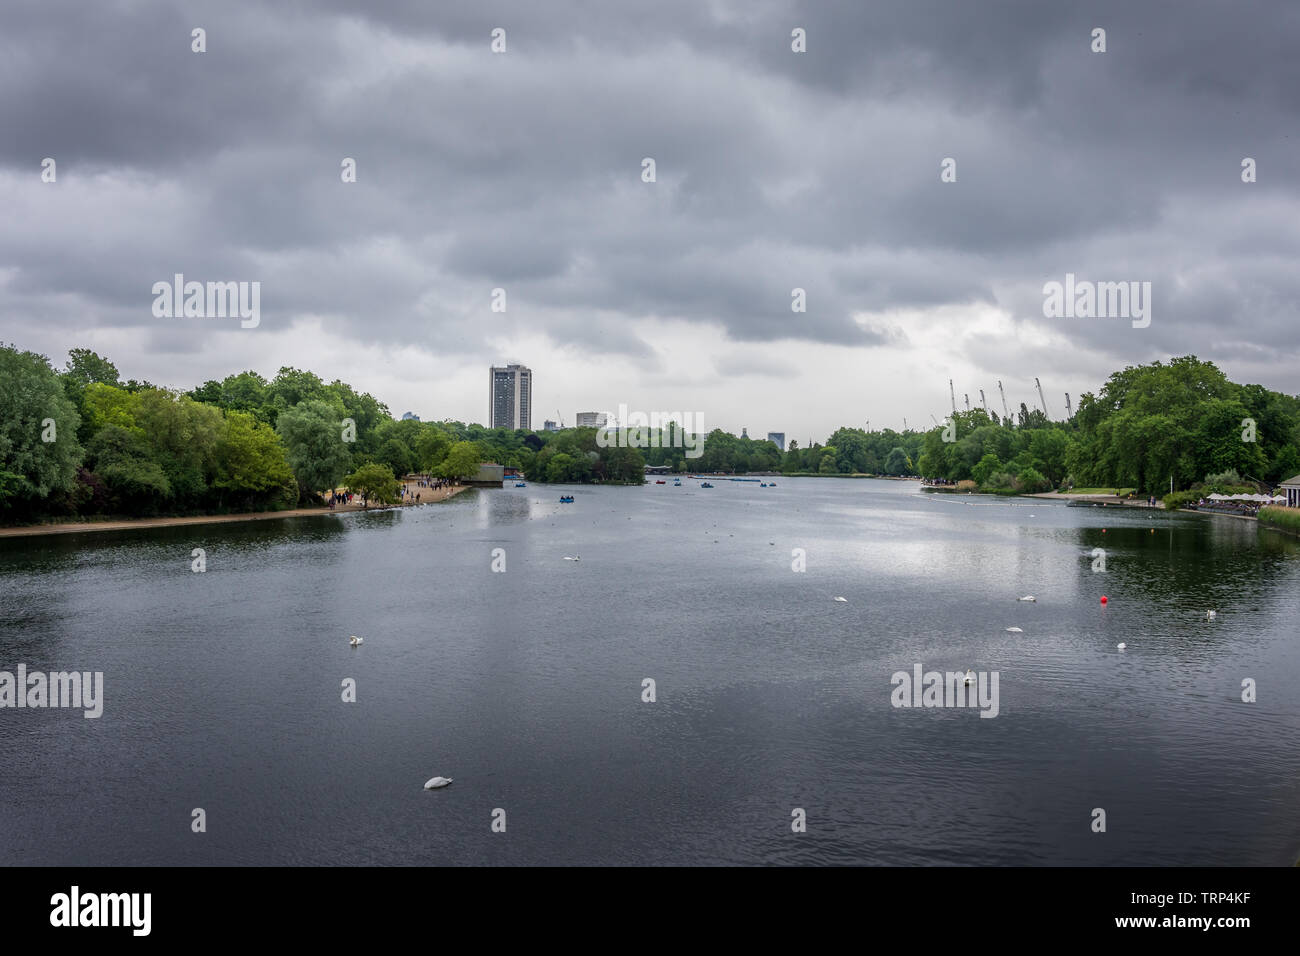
<box><xmin>1163</xmin><ymin>491</ymin><xmax>1199</xmax><ymax>511</ymax></box>
<box><xmin>955</xmin><ymin>480</ymin><xmax>978</xmax><ymax>492</ymax></box>
<box><xmin>1203</xmin><ymin>469</ymin><xmax>1242</xmax><ymax>488</ymax></box>
<box><xmin>983</xmin><ymin>471</ymin><xmax>1016</xmax><ymax>491</ymax></box>
<box><xmin>1016</xmin><ymin>467</ymin><xmax>1051</xmax><ymax>493</ymax></box>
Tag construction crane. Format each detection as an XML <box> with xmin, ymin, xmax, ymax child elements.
<box><xmin>1064</xmin><ymin>393</ymin><xmax>1072</xmax><ymax>419</ymax></box>
<box><xmin>963</xmin><ymin>393</ymin><xmax>970</xmax><ymax>412</ymax></box>
<box><xmin>997</xmin><ymin>380</ymin><xmax>1010</xmax><ymax>421</ymax></box>
<box><xmin>902</xmin><ymin>417</ymin><xmax>908</xmax><ymax>432</ymax></box>
<box><xmin>929</xmin><ymin>413</ymin><xmax>941</xmax><ymax>427</ymax></box>
<box><xmin>1034</xmin><ymin>378</ymin><xmax>1050</xmax><ymax>419</ymax></box>
<box><xmin>555</xmin><ymin>409</ymin><xmax>565</xmax><ymax>428</ymax></box>
<box><xmin>949</xmin><ymin>379</ymin><xmax>957</xmax><ymax>415</ymax></box>
<box><xmin>979</xmin><ymin>389</ymin><xmax>989</xmax><ymax>416</ymax></box>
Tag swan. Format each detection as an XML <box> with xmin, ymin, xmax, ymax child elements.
<box><xmin>1005</xmin><ymin>627</ymin><xmax>1023</xmax><ymax>633</ymax></box>
<box><xmin>563</xmin><ymin>556</ymin><xmax>580</xmax><ymax>561</ymax></box>
<box><xmin>424</xmin><ymin>776</ymin><xmax>453</xmax><ymax>789</ymax></box>
<box><xmin>349</xmin><ymin>636</ymin><xmax>363</xmax><ymax>646</ymax></box>
<box><xmin>833</xmin><ymin>596</ymin><xmax>848</xmax><ymax>602</ymax></box>
<box><xmin>1018</xmin><ymin>596</ymin><xmax>1036</xmax><ymax>602</ymax></box>
<box><xmin>1116</xmin><ymin>642</ymin><xmax>1127</xmax><ymax>651</ymax></box>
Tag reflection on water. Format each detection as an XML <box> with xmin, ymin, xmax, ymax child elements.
<box><xmin>1</xmin><ymin>479</ymin><xmax>1298</xmax><ymax>866</ymax></box>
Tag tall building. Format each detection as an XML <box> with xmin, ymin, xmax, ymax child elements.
<box><xmin>542</xmin><ymin>419</ymin><xmax>559</xmax><ymax>432</ymax></box>
<box><xmin>575</xmin><ymin>411</ymin><xmax>607</xmax><ymax>428</ymax></box>
<box><xmin>767</xmin><ymin>432</ymin><xmax>785</xmax><ymax>451</ymax></box>
<box><xmin>489</xmin><ymin>364</ymin><xmax>532</xmax><ymax>431</ymax></box>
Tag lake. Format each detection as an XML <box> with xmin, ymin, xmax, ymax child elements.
<box><xmin>2</xmin><ymin>477</ymin><xmax>1298</xmax><ymax>865</ymax></box>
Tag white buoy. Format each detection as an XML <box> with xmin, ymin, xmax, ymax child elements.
<box><xmin>1116</xmin><ymin>642</ymin><xmax>1127</xmax><ymax>651</ymax></box>
<box><xmin>1018</xmin><ymin>595</ymin><xmax>1036</xmax><ymax>602</ymax></box>
<box><xmin>424</xmin><ymin>776</ymin><xmax>453</xmax><ymax>789</ymax></box>
<box><xmin>833</xmin><ymin>596</ymin><xmax>848</xmax><ymax>603</ymax></box>
<box><xmin>1005</xmin><ymin>627</ymin><xmax>1023</xmax><ymax>633</ymax></box>
<box><xmin>349</xmin><ymin>636</ymin><xmax>363</xmax><ymax>646</ymax></box>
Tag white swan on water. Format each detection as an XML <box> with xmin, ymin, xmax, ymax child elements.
<box><xmin>349</xmin><ymin>636</ymin><xmax>363</xmax><ymax>646</ymax></box>
<box><xmin>833</xmin><ymin>596</ymin><xmax>848</xmax><ymax>603</ymax></box>
<box><xmin>1116</xmin><ymin>642</ymin><xmax>1127</xmax><ymax>651</ymax></box>
<box><xmin>1018</xmin><ymin>595</ymin><xmax>1036</xmax><ymax>602</ymax></box>
<box><xmin>1005</xmin><ymin>627</ymin><xmax>1023</xmax><ymax>633</ymax></box>
<box><xmin>424</xmin><ymin>777</ymin><xmax>453</xmax><ymax>789</ymax></box>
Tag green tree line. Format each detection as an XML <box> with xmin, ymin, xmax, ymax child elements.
<box><xmin>4</xmin><ymin>348</ymin><xmax>1296</xmax><ymax>523</ymax></box>
<box><xmin>914</xmin><ymin>356</ymin><xmax>1300</xmax><ymax>495</ymax></box>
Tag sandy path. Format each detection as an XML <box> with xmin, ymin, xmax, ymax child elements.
<box><xmin>0</xmin><ymin>482</ymin><xmax>469</xmax><ymax>539</ymax></box>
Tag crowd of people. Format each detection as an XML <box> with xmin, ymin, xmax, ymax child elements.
<box><xmin>322</xmin><ymin>474</ymin><xmax>459</xmax><ymax>510</ymax></box>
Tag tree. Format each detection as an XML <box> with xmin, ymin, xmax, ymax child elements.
<box><xmin>85</xmin><ymin>425</ymin><xmax>171</xmax><ymax>511</ymax></box>
<box><xmin>275</xmin><ymin>400</ymin><xmax>353</xmax><ymax>499</ymax></box>
<box><xmin>134</xmin><ymin>389</ymin><xmax>224</xmax><ymax>505</ymax></box>
<box><xmin>0</xmin><ymin>345</ymin><xmax>84</xmax><ymax>514</ymax></box>
<box><xmin>439</xmin><ymin>441</ymin><xmax>482</xmax><ymax>479</ymax></box>
<box><xmin>972</xmin><ymin>453</ymin><xmax>1001</xmax><ymax>486</ymax></box>
<box><xmin>415</xmin><ymin>426</ymin><xmax>451</xmax><ymax>472</ymax></box>
<box><xmin>377</xmin><ymin>437</ymin><xmax>415</xmax><ymax>477</ymax></box>
<box><xmin>213</xmin><ymin>411</ymin><xmax>298</xmax><ymax>509</ymax></box>
<box><xmin>62</xmin><ymin>349</ymin><xmax>120</xmax><ymax>431</ymax></box>
<box><xmin>882</xmin><ymin>446</ymin><xmax>910</xmax><ymax>475</ymax></box>
<box><xmin>81</xmin><ymin>383</ymin><xmax>139</xmax><ymax>437</ymax></box>
<box><xmin>343</xmin><ymin>462</ymin><xmax>400</xmax><ymax>507</ymax></box>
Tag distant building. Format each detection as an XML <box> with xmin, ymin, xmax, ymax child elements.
<box><xmin>575</xmin><ymin>411</ymin><xmax>607</xmax><ymax>428</ymax></box>
<box><xmin>401</xmin><ymin>411</ymin><xmax>420</xmax><ymax>421</ymax></box>
<box><xmin>741</xmin><ymin>427</ymin><xmax>749</xmax><ymax>439</ymax></box>
<box><xmin>542</xmin><ymin>419</ymin><xmax>559</xmax><ymax>432</ymax></box>
<box><xmin>489</xmin><ymin>364</ymin><xmax>532</xmax><ymax>431</ymax></box>
<box><xmin>767</xmin><ymin>432</ymin><xmax>785</xmax><ymax>451</ymax></box>
<box><xmin>470</xmin><ymin>462</ymin><xmax>506</xmax><ymax>485</ymax></box>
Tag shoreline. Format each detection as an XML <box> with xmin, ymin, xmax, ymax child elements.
<box><xmin>0</xmin><ymin>482</ymin><xmax>471</xmax><ymax>539</ymax></box>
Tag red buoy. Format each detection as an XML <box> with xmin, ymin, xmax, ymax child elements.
<box><xmin>1100</xmin><ymin>595</ymin><xmax>1108</xmax><ymax>604</ymax></box>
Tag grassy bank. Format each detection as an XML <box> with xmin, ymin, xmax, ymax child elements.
<box><xmin>1258</xmin><ymin>506</ymin><xmax>1300</xmax><ymax>535</ymax></box>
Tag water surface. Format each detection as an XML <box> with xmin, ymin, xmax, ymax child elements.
<box><xmin>2</xmin><ymin>478</ymin><xmax>1298</xmax><ymax>865</ymax></box>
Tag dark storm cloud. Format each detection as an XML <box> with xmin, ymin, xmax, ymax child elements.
<box><xmin>0</xmin><ymin>0</ymin><xmax>1297</xmax><ymax>394</ymax></box>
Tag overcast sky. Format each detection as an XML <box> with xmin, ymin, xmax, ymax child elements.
<box><xmin>2</xmin><ymin>0</ymin><xmax>1297</xmax><ymax>441</ymax></box>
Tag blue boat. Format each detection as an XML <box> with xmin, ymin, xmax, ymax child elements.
<box><xmin>700</xmin><ymin>482</ymin><xmax>714</xmax><ymax>488</ymax></box>
<box><xmin>515</xmin><ymin>482</ymin><xmax>526</xmax><ymax>488</ymax></box>
<box><xmin>559</xmin><ymin>495</ymin><xmax>575</xmax><ymax>503</ymax></box>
